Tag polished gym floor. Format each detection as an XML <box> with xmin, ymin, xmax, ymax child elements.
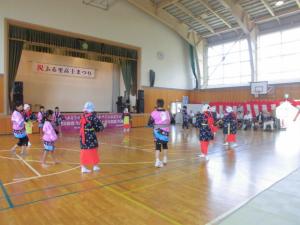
<box><xmin>0</xmin><ymin>125</ymin><xmax>300</xmax><ymax>225</ymax></box>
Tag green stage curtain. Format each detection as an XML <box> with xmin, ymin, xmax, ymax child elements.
<box><xmin>130</xmin><ymin>60</ymin><xmax>137</xmax><ymax>96</ymax></box>
<box><xmin>189</xmin><ymin>44</ymin><xmax>199</xmax><ymax>89</ymax></box>
<box><xmin>8</xmin><ymin>40</ymin><xmax>23</xmax><ymax>109</ymax></box>
<box><xmin>8</xmin><ymin>25</ymin><xmax>138</xmax><ymax>103</ymax></box>
<box><xmin>120</xmin><ymin>60</ymin><xmax>133</xmax><ymax>96</ymax></box>
<box><xmin>9</xmin><ymin>25</ymin><xmax>138</xmax><ymax>61</ymax></box>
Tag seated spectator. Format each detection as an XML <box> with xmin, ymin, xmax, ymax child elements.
<box><xmin>189</xmin><ymin>110</ymin><xmax>196</xmax><ymax>126</ymax></box>
<box><xmin>242</xmin><ymin>111</ymin><xmax>252</xmax><ymax>130</ymax></box>
<box><xmin>256</xmin><ymin>111</ymin><xmax>264</xmax><ymax>128</ymax></box>
<box><xmin>218</xmin><ymin>111</ymin><xmax>224</xmax><ymax>128</ymax></box>
<box><xmin>263</xmin><ymin>111</ymin><xmax>274</xmax><ymax>131</ymax></box>
<box><xmin>237</xmin><ymin>110</ymin><xmax>244</xmax><ymax>130</ymax></box>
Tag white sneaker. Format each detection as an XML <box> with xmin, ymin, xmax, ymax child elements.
<box><xmin>28</xmin><ymin>142</ymin><xmax>32</xmax><ymax>147</ymax></box>
<box><xmin>155</xmin><ymin>160</ymin><xmax>164</xmax><ymax>168</ymax></box>
<box><xmin>231</xmin><ymin>143</ymin><xmax>238</xmax><ymax>147</ymax></box>
<box><xmin>163</xmin><ymin>157</ymin><xmax>167</xmax><ymax>165</ymax></box>
<box><xmin>81</xmin><ymin>166</ymin><xmax>91</xmax><ymax>173</ymax></box>
<box><xmin>198</xmin><ymin>154</ymin><xmax>205</xmax><ymax>158</ymax></box>
<box><xmin>93</xmin><ymin>165</ymin><xmax>101</xmax><ymax>171</ymax></box>
<box><xmin>42</xmin><ymin>163</ymin><xmax>49</xmax><ymax>168</ymax></box>
<box><xmin>223</xmin><ymin>142</ymin><xmax>229</xmax><ymax>146</ymax></box>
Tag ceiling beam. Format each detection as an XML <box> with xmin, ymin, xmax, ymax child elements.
<box><xmin>218</xmin><ymin>0</ymin><xmax>255</xmax><ymax>34</ymax></box>
<box><xmin>260</xmin><ymin>0</ymin><xmax>275</xmax><ymax>17</ymax></box>
<box><xmin>196</xmin><ymin>0</ymin><xmax>232</xmax><ymax>28</ymax></box>
<box><xmin>82</xmin><ymin>0</ymin><xmax>109</xmax><ymax>10</ymax></box>
<box><xmin>127</xmin><ymin>0</ymin><xmax>202</xmax><ymax>45</ymax></box>
<box><xmin>174</xmin><ymin>2</ymin><xmax>215</xmax><ymax>33</ymax></box>
<box><xmin>156</xmin><ymin>0</ymin><xmax>179</xmax><ymax>9</ymax></box>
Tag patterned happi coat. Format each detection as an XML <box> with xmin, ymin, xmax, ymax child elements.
<box><xmin>80</xmin><ymin>113</ymin><xmax>104</xmax><ymax>150</ymax></box>
<box><xmin>223</xmin><ymin>112</ymin><xmax>237</xmax><ymax>134</ymax></box>
<box><xmin>182</xmin><ymin>109</ymin><xmax>189</xmax><ymax>123</ymax></box>
<box><xmin>195</xmin><ymin>112</ymin><xmax>214</xmax><ymax>141</ymax></box>
<box><xmin>54</xmin><ymin>112</ymin><xmax>64</xmax><ymax>126</ymax></box>
<box><xmin>24</xmin><ymin>110</ymin><xmax>37</xmax><ymax>122</ymax></box>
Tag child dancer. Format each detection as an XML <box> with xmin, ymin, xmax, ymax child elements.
<box><xmin>37</xmin><ymin>106</ymin><xmax>45</xmax><ymax>133</ymax></box>
<box><xmin>148</xmin><ymin>99</ymin><xmax>171</xmax><ymax>168</ymax></box>
<box><xmin>122</xmin><ymin>108</ymin><xmax>131</xmax><ymax>132</ymax></box>
<box><xmin>54</xmin><ymin>106</ymin><xmax>64</xmax><ymax>137</ymax></box>
<box><xmin>11</xmin><ymin>102</ymin><xmax>29</xmax><ymax>155</ymax></box>
<box><xmin>182</xmin><ymin>106</ymin><xmax>189</xmax><ymax>129</ymax></box>
<box><xmin>195</xmin><ymin>104</ymin><xmax>214</xmax><ymax>160</ymax></box>
<box><xmin>41</xmin><ymin>110</ymin><xmax>58</xmax><ymax>167</ymax></box>
<box><xmin>223</xmin><ymin>106</ymin><xmax>238</xmax><ymax>147</ymax></box>
<box><xmin>23</xmin><ymin>104</ymin><xmax>36</xmax><ymax>146</ymax></box>
<box><xmin>80</xmin><ymin>102</ymin><xmax>104</xmax><ymax>173</ymax></box>
<box><xmin>209</xmin><ymin>106</ymin><xmax>219</xmax><ymax>136</ymax></box>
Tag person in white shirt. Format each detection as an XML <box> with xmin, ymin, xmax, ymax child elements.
<box><xmin>263</xmin><ymin>111</ymin><xmax>274</xmax><ymax>131</ymax></box>
<box><xmin>243</xmin><ymin>111</ymin><xmax>252</xmax><ymax>130</ymax></box>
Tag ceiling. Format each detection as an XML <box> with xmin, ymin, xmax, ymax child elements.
<box><xmin>149</xmin><ymin>0</ymin><xmax>300</xmax><ymax>36</ymax></box>
<box><xmin>84</xmin><ymin>0</ymin><xmax>300</xmax><ymax>44</ymax></box>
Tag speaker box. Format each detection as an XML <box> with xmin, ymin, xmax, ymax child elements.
<box><xmin>117</xmin><ymin>96</ymin><xmax>123</xmax><ymax>103</ymax></box>
<box><xmin>149</xmin><ymin>70</ymin><xmax>155</xmax><ymax>87</ymax></box>
<box><xmin>13</xmin><ymin>94</ymin><xmax>23</xmax><ymax>105</ymax></box>
<box><xmin>13</xmin><ymin>82</ymin><xmax>23</xmax><ymax>94</ymax></box>
<box><xmin>137</xmin><ymin>99</ymin><xmax>144</xmax><ymax>113</ymax></box>
<box><xmin>137</xmin><ymin>90</ymin><xmax>144</xmax><ymax>100</ymax></box>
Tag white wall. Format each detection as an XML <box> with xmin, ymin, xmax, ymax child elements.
<box><xmin>0</xmin><ymin>0</ymin><xmax>193</xmax><ymax>89</ymax></box>
<box><xmin>16</xmin><ymin>50</ymin><xmax>114</xmax><ymax>112</ymax></box>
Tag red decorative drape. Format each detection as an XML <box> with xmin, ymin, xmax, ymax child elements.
<box><xmin>204</xmin><ymin>99</ymin><xmax>300</xmax><ymax>116</ymax></box>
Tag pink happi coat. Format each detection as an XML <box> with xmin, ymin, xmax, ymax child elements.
<box><xmin>11</xmin><ymin>110</ymin><xmax>25</xmax><ymax>131</ymax></box>
<box><xmin>150</xmin><ymin>110</ymin><xmax>171</xmax><ymax>132</ymax></box>
<box><xmin>43</xmin><ymin>121</ymin><xmax>58</xmax><ymax>142</ymax></box>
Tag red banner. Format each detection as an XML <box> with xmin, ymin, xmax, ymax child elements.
<box><xmin>206</xmin><ymin>99</ymin><xmax>300</xmax><ymax>116</ymax></box>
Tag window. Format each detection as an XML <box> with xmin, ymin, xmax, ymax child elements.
<box><xmin>258</xmin><ymin>26</ymin><xmax>300</xmax><ymax>83</ymax></box>
<box><xmin>207</xmin><ymin>39</ymin><xmax>251</xmax><ymax>87</ymax></box>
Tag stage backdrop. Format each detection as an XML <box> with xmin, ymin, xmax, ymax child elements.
<box><xmin>15</xmin><ymin>50</ymin><xmax>119</xmax><ymax>112</ymax></box>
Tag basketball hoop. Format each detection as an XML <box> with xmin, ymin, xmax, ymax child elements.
<box><xmin>250</xmin><ymin>81</ymin><xmax>268</xmax><ymax>98</ymax></box>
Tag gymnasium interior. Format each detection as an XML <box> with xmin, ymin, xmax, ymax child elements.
<box><xmin>0</xmin><ymin>0</ymin><xmax>300</xmax><ymax>224</ymax></box>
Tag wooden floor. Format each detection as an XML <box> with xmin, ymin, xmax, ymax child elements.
<box><xmin>0</xmin><ymin>125</ymin><xmax>300</xmax><ymax>225</ymax></box>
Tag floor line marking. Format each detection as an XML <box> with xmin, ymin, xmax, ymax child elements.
<box><xmin>93</xmin><ymin>180</ymin><xmax>184</xmax><ymax>225</ymax></box>
<box><xmin>1</xmin><ymin>161</ymin><xmax>196</xmax><ymax>212</ymax></box>
<box><xmin>16</xmin><ymin>154</ymin><xmax>42</xmax><ymax>177</ymax></box>
<box><xmin>123</xmin><ymin>171</ymin><xmax>199</xmax><ymax>194</ymax></box>
<box><xmin>4</xmin><ymin>166</ymin><xmax>80</xmax><ymax>186</ymax></box>
<box><xmin>0</xmin><ymin>180</ymin><xmax>14</xmax><ymax>208</ymax></box>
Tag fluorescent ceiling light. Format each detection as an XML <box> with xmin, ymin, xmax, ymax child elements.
<box><xmin>275</xmin><ymin>1</ymin><xmax>284</xmax><ymax>7</ymax></box>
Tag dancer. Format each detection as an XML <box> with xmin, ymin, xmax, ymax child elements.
<box><xmin>80</xmin><ymin>102</ymin><xmax>104</xmax><ymax>173</ymax></box>
<box><xmin>182</xmin><ymin>106</ymin><xmax>189</xmax><ymax>129</ymax></box>
<box><xmin>11</xmin><ymin>102</ymin><xmax>29</xmax><ymax>155</ymax></box>
<box><xmin>223</xmin><ymin>106</ymin><xmax>238</xmax><ymax>147</ymax></box>
<box><xmin>209</xmin><ymin>106</ymin><xmax>219</xmax><ymax>136</ymax></box>
<box><xmin>37</xmin><ymin>106</ymin><xmax>45</xmax><ymax>133</ymax></box>
<box><xmin>195</xmin><ymin>104</ymin><xmax>214</xmax><ymax>160</ymax></box>
<box><xmin>54</xmin><ymin>106</ymin><xmax>64</xmax><ymax>136</ymax></box>
<box><xmin>41</xmin><ymin>110</ymin><xmax>58</xmax><ymax>167</ymax></box>
<box><xmin>23</xmin><ymin>104</ymin><xmax>36</xmax><ymax>146</ymax></box>
<box><xmin>148</xmin><ymin>99</ymin><xmax>171</xmax><ymax>168</ymax></box>
<box><xmin>122</xmin><ymin>108</ymin><xmax>131</xmax><ymax>132</ymax></box>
